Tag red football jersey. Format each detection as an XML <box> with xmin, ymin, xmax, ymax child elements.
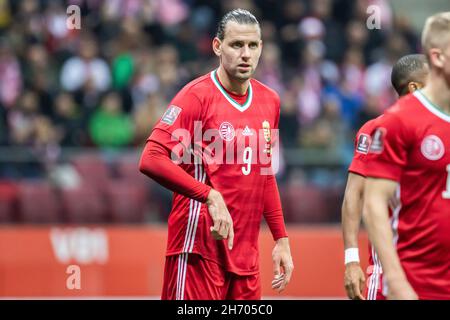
<box><xmin>364</xmin><ymin>90</ymin><xmax>450</xmax><ymax>299</ymax></box>
<box><xmin>148</xmin><ymin>70</ymin><xmax>285</xmax><ymax>275</ymax></box>
<box><xmin>348</xmin><ymin>117</ymin><xmax>380</xmax><ymax>177</ymax></box>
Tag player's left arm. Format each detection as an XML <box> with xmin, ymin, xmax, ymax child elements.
<box><xmin>266</xmin><ymin>92</ymin><xmax>293</xmax><ymax>293</ymax></box>
<box><xmin>263</xmin><ymin>173</ymin><xmax>293</xmax><ymax>293</ymax></box>
<box><xmin>342</xmin><ymin>172</ymin><xmax>366</xmax><ymax>300</ymax></box>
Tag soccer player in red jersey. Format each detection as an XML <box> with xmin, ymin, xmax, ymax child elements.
<box><xmin>341</xmin><ymin>54</ymin><xmax>428</xmax><ymax>300</ymax></box>
<box><xmin>362</xmin><ymin>12</ymin><xmax>450</xmax><ymax>300</ymax></box>
<box><xmin>139</xmin><ymin>9</ymin><xmax>293</xmax><ymax>300</ymax></box>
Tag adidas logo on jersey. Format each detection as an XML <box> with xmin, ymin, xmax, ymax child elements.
<box><xmin>242</xmin><ymin>126</ymin><xmax>253</xmax><ymax>136</ymax></box>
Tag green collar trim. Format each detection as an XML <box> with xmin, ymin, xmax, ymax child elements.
<box><xmin>210</xmin><ymin>70</ymin><xmax>253</xmax><ymax>112</ymax></box>
<box><xmin>414</xmin><ymin>90</ymin><xmax>450</xmax><ymax>123</ymax></box>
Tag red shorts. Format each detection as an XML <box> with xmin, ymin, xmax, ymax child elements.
<box><xmin>161</xmin><ymin>253</ymin><xmax>261</xmax><ymax>300</ymax></box>
<box><xmin>365</xmin><ymin>265</ymin><xmax>386</xmax><ymax>300</ymax></box>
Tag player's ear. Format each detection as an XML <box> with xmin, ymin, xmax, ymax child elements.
<box><xmin>429</xmin><ymin>48</ymin><xmax>444</xmax><ymax>69</ymax></box>
<box><xmin>212</xmin><ymin>37</ymin><xmax>222</xmax><ymax>57</ymax></box>
<box><xmin>407</xmin><ymin>82</ymin><xmax>419</xmax><ymax>93</ymax></box>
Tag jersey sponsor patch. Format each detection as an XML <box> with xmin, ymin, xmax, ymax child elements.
<box><xmin>161</xmin><ymin>105</ymin><xmax>182</xmax><ymax>125</ymax></box>
<box><xmin>370</xmin><ymin>127</ymin><xmax>386</xmax><ymax>153</ymax></box>
<box><xmin>219</xmin><ymin>122</ymin><xmax>235</xmax><ymax>141</ymax></box>
<box><xmin>356</xmin><ymin>133</ymin><xmax>371</xmax><ymax>154</ymax></box>
<box><xmin>421</xmin><ymin>135</ymin><xmax>445</xmax><ymax>161</ymax></box>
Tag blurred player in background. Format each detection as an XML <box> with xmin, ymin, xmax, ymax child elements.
<box><xmin>341</xmin><ymin>54</ymin><xmax>428</xmax><ymax>300</ymax></box>
<box><xmin>139</xmin><ymin>9</ymin><xmax>293</xmax><ymax>300</ymax></box>
<box><xmin>363</xmin><ymin>12</ymin><xmax>450</xmax><ymax>299</ymax></box>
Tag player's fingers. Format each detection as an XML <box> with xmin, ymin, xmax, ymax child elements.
<box><xmin>271</xmin><ymin>279</ymin><xmax>284</xmax><ymax>287</ymax></box>
<box><xmin>344</xmin><ymin>287</ymin><xmax>353</xmax><ymax>300</ymax></box>
<box><xmin>359</xmin><ymin>277</ymin><xmax>366</xmax><ymax>300</ymax></box>
<box><xmin>353</xmin><ymin>282</ymin><xmax>364</xmax><ymax>300</ymax></box>
<box><xmin>347</xmin><ymin>285</ymin><xmax>356</xmax><ymax>300</ymax></box>
<box><xmin>344</xmin><ymin>279</ymin><xmax>355</xmax><ymax>299</ymax></box>
<box><xmin>213</xmin><ymin>217</ymin><xmax>226</xmax><ymax>239</ymax></box>
<box><xmin>272</xmin><ymin>276</ymin><xmax>284</xmax><ymax>289</ymax></box>
<box><xmin>209</xmin><ymin>227</ymin><xmax>223</xmax><ymax>240</ymax></box>
<box><xmin>272</xmin><ymin>282</ymin><xmax>283</xmax><ymax>290</ymax></box>
<box><xmin>227</xmin><ymin>224</ymin><xmax>234</xmax><ymax>250</ymax></box>
<box><xmin>212</xmin><ymin>216</ymin><xmax>222</xmax><ymax>232</ymax></box>
<box><xmin>277</xmin><ymin>281</ymin><xmax>287</xmax><ymax>293</ymax></box>
<box><xmin>272</xmin><ymin>273</ymin><xmax>285</xmax><ymax>282</ymax></box>
<box><xmin>216</xmin><ymin>206</ymin><xmax>232</xmax><ymax>238</ymax></box>
<box><xmin>218</xmin><ymin>219</ymin><xmax>229</xmax><ymax>238</ymax></box>
<box><xmin>273</xmin><ymin>257</ymin><xmax>281</xmax><ymax>276</ymax></box>
<box><xmin>271</xmin><ymin>276</ymin><xmax>284</xmax><ymax>287</ymax></box>
<box><xmin>283</xmin><ymin>261</ymin><xmax>294</xmax><ymax>284</ymax></box>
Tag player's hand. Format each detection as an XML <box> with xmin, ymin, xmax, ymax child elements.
<box><xmin>206</xmin><ymin>189</ymin><xmax>234</xmax><ymax>250</ymax></box>
<box><xmin>271</xmin><ymin>237</ymin><xmax>294</xmax><ymax>293</ymax></box>
<box><xmin>386</xmin><ymin>277</ymin><xmax>418</xmax><ymax>300</ymax></box>
<box><xmin>344</xmin><ymin>262</ymin><xmax>366</xmax><ymax>300</ymax></box>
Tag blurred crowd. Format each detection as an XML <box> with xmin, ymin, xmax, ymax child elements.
<box><xmin>0</xmin><ymin>0</ymin><xmax>421</xmax><ymax>178</ymax></box>
<box><xmin>0</xmin><ymin>0</ymin><xmax>425</xmax><ymax>223</ymax></box>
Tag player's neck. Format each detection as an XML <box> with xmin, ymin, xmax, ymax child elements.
<box><xmin>216</xmin><ymin>66</ymin><xmax>250</xmax><ymax>96</ymax></box>
<box><xmin>421</xmin><ymin>76</ymin><xmax>450</xmax><ymax>114</ymax></box>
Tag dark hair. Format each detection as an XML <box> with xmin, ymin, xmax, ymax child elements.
<box><xmin>216</xmin><ymin>9</ymin><xmax>260</xmax><ymax>40</ymax></box>
<box><xmin>391</xmin><ymin>54</ymin><xmax>428</xmax><ymax>96</ymax></box>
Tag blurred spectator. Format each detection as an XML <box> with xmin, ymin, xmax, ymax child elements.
<box><xmin>296</xmin><ymin>40</ymin><xmax>325</xmax><ymax>125</ymax></box>
<box><xmin>0</xmin><ymin>105</ymin><xmax>7</xmax><ymax>145</ymax></box>
<box><xmin>53</xmin><ymin>92</ymin><xmax>87</xmax><ymax>146</ymax></box>
<box><xmin>0</xmin><ymin>0</ymin><xmax>12</xmax><ymax>30</ymax></box>
<box><xmin>355</xmin><ymin>94</ymin><xmax>382</xmax><ymax>130</ymax></box>
<box><xmin>88</xmin><ymin>91</ymin><xmax>134</xmax><ymax>148</ymax></box>
<box><xmin>310</xmin><ymin>0</ymin><xmax>345</xmax><ymax>62</ymax></box>
<box><xmin>300</xmin><ymin>95</ymin><xmax>347</xmax><ymax>152</ymax></box>
<box><xmin>133</xmin><ymin>93</ymin><xmax>165</xmax><ymax>146</ymax></box>
<box><xmin>112</xmin><ymin>42</ymin><xmax>135</xmax><ymax>90</ymax></box>
<box><xmin>255</xmin><ymin>41</ymin><xmax>284</xmax><ymax>95</ymax></box>
<box><xmin>340</xmin><ymin>47</ymin><xmax>366</xmax><ymax>97</ymax></box>
<box><xmin>0</xmin><ymin>37</ymin><xmax>22</xmax><ymax>109</ymax></box>
<box><xmin>279</xmin><ymin>90</ymin><xmax>300</xmax><ymax>148</ymax></box>
<box><xmin>60</xmin><ymin>34</ymin><xmax>111</xmax><ymax>92</ymax></box>
<box><xmin>23</xmin><ymin>43</ymin><xmax>56</xmax><ymax>117</ymax></box>
<box><xmin>7</xmin><ymin>90</ymin><xmax>39</xmax><ymax>146</ymax></box>
<box><xmin>33</xmin><ymin>115</ymin><xmax>60</xmax><ymax>158</ymax></box>
<box><xmin>154</xmin><ymin>44</ymin><xmax>185</xmax><ymax>100</ymax></box>
<box><xmin>0</xmin><ymin>0</ymin><xmax>428</xmax><ymax>223</ymax></box>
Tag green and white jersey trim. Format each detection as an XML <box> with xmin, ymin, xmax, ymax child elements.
<box><xmin>210</xmin><ymin>69</ymin><xmax>253</xmax><ymax>112</ymax></box>
<box><xmin>414</xmin><ymin>90</ymin><xmax>450</xmax><ymax>123</ymax></box>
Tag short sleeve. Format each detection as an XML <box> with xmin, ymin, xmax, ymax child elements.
<box><xmin>364</xmin><ymin>112</ymin><xmax>410</xmax><ymax>182</ymax></box>
<box><xmin>348</xmin><ymin>130</ymin><xmax>373</xmax><ymax>177</ymax></box>
<box><xmin>148</xmin><ymin>89</ymin><xmax>202</xmax><ymax>153</ymax></box>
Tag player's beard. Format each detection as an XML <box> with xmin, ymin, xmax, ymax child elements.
<box><xmin>232</xmin><ymin>66</ymin><xmax>254</xmax><ymax>81</ymax></box>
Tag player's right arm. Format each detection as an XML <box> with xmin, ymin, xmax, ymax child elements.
<box><xmin>342</xmin><ymin>172</ymin><xmax>366</xmax><ymax>300</ymax></box>
<box><xmin>341</xmin><ymin>125</ymin><xmax>374</xmax><ymax>300</ymax></box>
<box><xmin>139</xmin><ymin>88</ymin><xmax>234</xmax><ymax>249</ymax></box>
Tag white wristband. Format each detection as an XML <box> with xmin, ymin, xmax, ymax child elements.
<box><xmin>345</xmin><ymin>248</ymin><xmax>360</xmax><ymax>264</ymax></box>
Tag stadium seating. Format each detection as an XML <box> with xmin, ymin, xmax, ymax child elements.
<box><xmin>16</xmin><ymin>181</ymin><xmax>60</xmax><ymax>223</ymax></box>
<box><xmin>71</xmin><ymin>153</ymin><xmax>112</xmax><ymax>190</ymax></box>
<box><xmin>60</xmin><ymin>184</ymin><xmax>108</xmax><ymax>223</ymax></box>
<box><xmin>106</xmin><ymin>181</ymin><xmax>148</xmax><ymax>223</ymax></box>
<box><xmin>281</xmin><ymin>184</ymin><xmax>330</xmax><ymax>223</ymax></box>
<box><xmin>115</xmin><ymin>154</ymin><xmax>148</xmax><ymax>186</ymax></box>
<box><xmin>0</xmin><ymin>182</ymin><xmax>18</xmax><ymax>223</ymax></box>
